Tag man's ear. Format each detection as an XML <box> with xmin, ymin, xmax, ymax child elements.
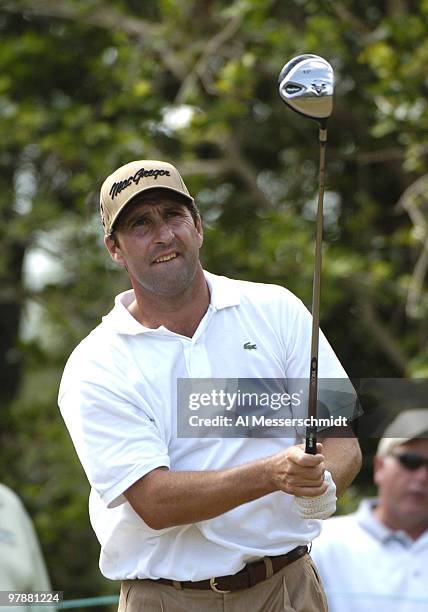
<box><xmin>195</xmin><ymin>214</ymin><xmax>203</xmax><ymax>248</ymax></box>
<box><xmin>373</xmin><ymin>455</ymin><xmax>385</xmax><ymax>487</ymax></box>
<box><xmin>104</xmin><ymin>235</ymin><xmax>126</xmax><ymax>268</ymax></box>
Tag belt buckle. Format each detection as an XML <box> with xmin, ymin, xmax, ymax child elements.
<box><xmin>210</xmin><ymin>577</ymin><xmax>231</xmax><ymax>594</ymax></box>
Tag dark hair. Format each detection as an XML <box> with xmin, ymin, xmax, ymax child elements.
<box><xmin>184</xmin><ymin>200</ymin><xmax>200</xmax><ymax>226</ymax></box>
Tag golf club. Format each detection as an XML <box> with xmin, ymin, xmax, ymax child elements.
<box><xmin>278</xmin><ymin>54</ymin><xmax>334</xmax><ymax>455</ymax></box>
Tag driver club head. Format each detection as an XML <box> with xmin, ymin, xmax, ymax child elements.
<box><xmin>278</xmin><ymin>54</ymin><xmax>334</xmax><ymax>122</ymax></box>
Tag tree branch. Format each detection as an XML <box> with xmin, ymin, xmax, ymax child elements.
<box><xmin>221</xmin><ymin>137</ymin><xmax>274</xmax><ymax>210</ymax></box>
<box><xmin>406</xmin><ymin>242</ymin><xmax>428</xmax><ymax>318</ymax></box>
<box><xmin>351</xmin><ymin>148</ymin><xmax>405</xmax><ymax>165</ymax></box>
<box><xmin>0</xmin><ymin>0</ymin><xmax>188</xmax><ymax>80</ymax></box>
<box><xmin>178</xmin><ymin>159</ymin><xmax>231</xmax><ymax>177</ymax></box>
<box><xmin>327</xmin><ymin>1</ymin><xmax>371</xmax><ymax>35</ymax></box>
<box><xmin>358</xmin><ymin>295</ymin><xmax>409</xmax><ymax>374</ymax></box>
<box><xmin>174</xmin><ymin>14</ymin><xmax>243</xmax><ymax>104</ymax></box>
<box><xmin>397</xmin><ymin>174</ymin><xmax>428</xmax><ymax>318</ymax></box>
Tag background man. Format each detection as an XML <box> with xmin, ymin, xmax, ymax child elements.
<box><xmin>0</xmin><ymin>483</ymin><xmax>56</xmax><ymax>612</ymax></box>
<box><xmin>312</xmin><ymin>409</ymin><xmax>428</xmax><ymax>612</ymax></box>
<box><xmin>59</xmin><ymin>159</ymin><xmax>361</xmax><ymax>612</ymax></box>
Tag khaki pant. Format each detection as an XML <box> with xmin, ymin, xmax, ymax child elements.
<box><xmin>118</xmin><ymin>554</ymin><xmax>328</xmax><ymax>612</ymax></box>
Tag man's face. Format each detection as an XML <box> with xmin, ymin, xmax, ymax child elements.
<box><xmin>374</xmin><ymin>438</ymin><xmax>428</xmax><ymax>534</ymax></box>
<box><xmin>104</xmin><ymin>190</ymin><xmax>203</xmax><ymax>297</ymax></box>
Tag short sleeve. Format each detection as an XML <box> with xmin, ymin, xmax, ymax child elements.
<box><xmin>59</xmin><ymin>366</ymin><xmax>170</xmax><ymax>509</ymax></box>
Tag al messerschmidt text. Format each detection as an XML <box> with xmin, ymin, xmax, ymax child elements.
<box><xmin>188</xmin><ymin>415</ymin><xmax>348</xmax><ymax>427</ymax></box>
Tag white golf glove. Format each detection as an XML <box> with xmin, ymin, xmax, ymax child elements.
<box><xmin>294</xmin><ymin>470</ymin><xmax>337</xmax><ymax>519</ymax></box>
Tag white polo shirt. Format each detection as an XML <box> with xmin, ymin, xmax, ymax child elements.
<box><xmin>59</xmin><ymin>271</ymin><xmax>350</xmax><ymax>581</ymax></box>
<box><xmin>312</xmin><ymin>499</ymin><xmax>428</xmax><ymax>611</ymax></box>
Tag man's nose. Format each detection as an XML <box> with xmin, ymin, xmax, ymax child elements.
<box><xmin>412</xmin><ymin>464</ymin><xmax>428</xmax><ymax>481</ymax></box>
<box><xmin>154</xmin><ymin>219</ymin><xmax>174</xmax><ymax>243</ymax></box>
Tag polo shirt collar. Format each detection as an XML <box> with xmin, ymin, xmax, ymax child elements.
<box><xmin>356</xmin><ymin>498</ymin><xmax>416</xmax><ymax>547</ymax></box>
<box><xmin>204</xmin><ymin>270</ymin><xmax>240</xmax><ymax>310</ymax></box>
<box><xmin>102</xmin><ymin>270</ymin><xmax>240</xmax><ymax>335</ymax></box>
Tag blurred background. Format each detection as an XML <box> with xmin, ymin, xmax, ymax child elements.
<box><xmin>0</xmin><ymin>0</ymin><xmax>427</xmax><ymax>607</ymax></box>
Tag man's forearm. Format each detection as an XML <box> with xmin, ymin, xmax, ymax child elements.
<box><xmin>125</xmin><ymin>445</ymin><xmax>327</xmax><ymax>529</ymax></box>
<box><xmin>125</xmin><ymin>459</ymin><xmax>276</xmax><ymax>529</ymax></box>
<box><xmin>321</xmin><ymin>433</ymin><xmax>362</xmax><ymax>496</ymax></box>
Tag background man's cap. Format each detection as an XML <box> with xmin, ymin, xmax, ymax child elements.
<box><xmin>377</xmin><ymin>409</ymin><xmax>428</xmax><ymax>456</ymax></box>
<box><xmin>100</xmin><ymin>160</ymin><xmax>195</xmax><ymax>235</ymax></box>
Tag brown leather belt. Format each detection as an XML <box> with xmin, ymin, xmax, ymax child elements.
<box><xmin>148</xmin><ymin>545</ymin><xmax>308</xmax><ymax>593</ymax></box>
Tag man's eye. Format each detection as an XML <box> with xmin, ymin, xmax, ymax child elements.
<box><xmin>133</xmin><ymin>218</ymin><xmax>148</xmax><ymax>226</ymax></box>
<box><xmin>165</xmin><ymin>210</ymin><xmax>181</xmax><ymax>217</ymax></box>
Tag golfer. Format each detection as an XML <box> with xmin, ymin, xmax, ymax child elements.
<box><xmin>59</xmin><ymin>160</ymin><xmax>361</xmax><ymax>612</ymax></box>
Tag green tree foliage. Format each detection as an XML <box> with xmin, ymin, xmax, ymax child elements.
<box><xmin>0</xmin><ymin>0</ymin><xmax>427</xmax><ymax>601</ymax></box>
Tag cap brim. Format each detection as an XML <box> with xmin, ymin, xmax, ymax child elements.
<box><xmin>108</xmin><ymin>186</ymin><xmax>195</xmax><ymax>234</ymax></box>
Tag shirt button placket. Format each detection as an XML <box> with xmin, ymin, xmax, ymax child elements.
<box><xmin>188</xmin><ymin>340</ymin><xmax>212</xmax><ymax>378</ymax></box>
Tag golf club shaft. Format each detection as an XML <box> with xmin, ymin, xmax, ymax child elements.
<box><xmin>305</xmin><ymin>126</ymin><xmax>327</xmax><ymax>454</ymax></box>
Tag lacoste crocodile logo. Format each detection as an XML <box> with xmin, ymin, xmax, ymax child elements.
<box><xmin>243</xmin><ymin>342</ymin><xmax>257</xmax><ymax>350</ymax></box>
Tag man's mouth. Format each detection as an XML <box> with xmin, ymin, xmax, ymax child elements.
<box><xmin>406</xmin><ymin>490</ymin><xmax>428</xmax><ymax>500</ymax></box>
<box><xmin>153</xmin><ymin>252</ymin><xmax>179</xmax><ymax>264</ymax></box>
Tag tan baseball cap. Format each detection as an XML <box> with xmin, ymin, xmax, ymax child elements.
<box><xmin>99</xmin><ymin>160</ymin><xmax>195</xmax><ymax>235</ymax></box>
<box><xmin>376</xmin><ymin>409</ymin><xmax>428</xmax><ymax>456</ymax></box>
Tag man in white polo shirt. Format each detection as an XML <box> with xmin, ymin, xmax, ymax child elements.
<box><xmin>312</xmin><ymin>409</ymin><xmax>428</xmax><ymax>612</ymax></box>
<box><xmin>59</xmin><ymin>160</ymin><xmax>361</xmax><ymax>611</ymax></box>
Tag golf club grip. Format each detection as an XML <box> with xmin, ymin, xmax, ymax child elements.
<box><xmin>305</xmin><ymin>428</ymin><xmax>317</xmax><ymax>454</ymax></box>
<box><xmin>305</xmin><ymin>356</ymin><xmax>318</xmax><ymax>454</ymax></box>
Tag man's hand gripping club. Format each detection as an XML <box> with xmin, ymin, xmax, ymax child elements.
<box><xmin>271</xmin><ymin>443</ymin><xmax>336</xmax><ymax>519</ymax></box>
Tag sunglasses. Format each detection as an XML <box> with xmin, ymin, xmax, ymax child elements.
<box><xmin>392</xmin><ymin>452</ymin><xmax>428</xmax><ymax>471</ymax></box>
